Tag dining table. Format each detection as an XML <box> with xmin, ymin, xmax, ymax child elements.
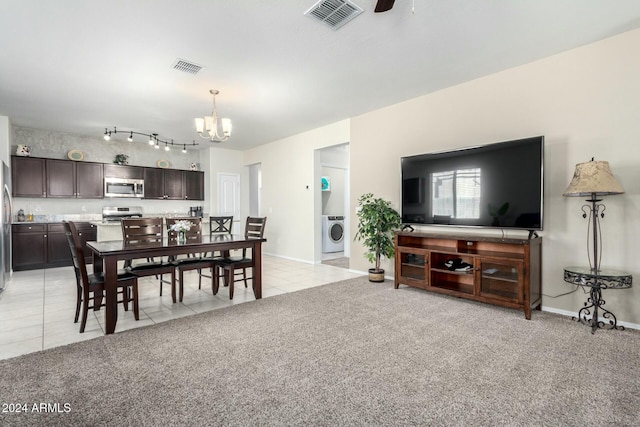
<box><xmin>86</xmin><ymin>233</ymin><xmax>266</xmax><ymax>334</ymax></box>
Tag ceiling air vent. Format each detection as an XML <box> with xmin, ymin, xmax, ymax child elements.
<box><xmin>171</xmin><ymin>58</ymin><xmax>203</xmax><ymax>75</ymax></box>
<box><xmin>304</xmin><ymin>0</ymin><xmax>363</xmax><ymax>30</ymax></box>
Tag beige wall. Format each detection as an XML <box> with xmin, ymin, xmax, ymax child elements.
<box><xmin>244</xmin><ymin>120</ymin><xmax>350</xmax><ymax>262</ymax></box>
<box><xmin>350</xmin><ymin>28</ymin><xmax>640</xmax><ymax>325</ymax></box>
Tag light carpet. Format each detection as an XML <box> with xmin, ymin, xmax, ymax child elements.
<box><xmin>1</xmin><ymin>276</ymin><xmax>639</xmax><ymax>426</ymax></box>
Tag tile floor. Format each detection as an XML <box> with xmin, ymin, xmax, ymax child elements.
<box><xmin>0</xmin><ymin>252</ymin><xmax>357</xmax><ymax>361</ymax></box>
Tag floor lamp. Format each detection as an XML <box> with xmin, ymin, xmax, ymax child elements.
<box><xmin>563</xmin><ymin>159</ymin><xmax>624</xmax><ymax>273</ymax></box>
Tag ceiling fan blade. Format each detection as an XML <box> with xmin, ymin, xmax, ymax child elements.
<box><xmin>374</xmin><ymin>0</ymin><xmax>395</xmax><ymax>13</ymax></box>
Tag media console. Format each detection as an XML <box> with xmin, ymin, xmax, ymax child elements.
<box><xmin>394</xmin><ymin>231</ymin><xmax>542</xmax><ymax>319</ymax></box>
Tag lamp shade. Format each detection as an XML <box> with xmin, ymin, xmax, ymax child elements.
<box><xmin>563</xmin><ymin>160</ymin><xmax>624</xmax><ymax>197</ymax></box>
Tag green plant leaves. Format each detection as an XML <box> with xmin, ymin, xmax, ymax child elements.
<box><xmin>354</xmin><ymin>193</ymin><xmax>402</xmax><ymax>270</ymax></box>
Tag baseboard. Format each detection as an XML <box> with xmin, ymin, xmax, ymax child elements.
<box><xmin>264</xmin><ymin>252</ymin><xmax>316</xmax><ymax>265</ymax></box>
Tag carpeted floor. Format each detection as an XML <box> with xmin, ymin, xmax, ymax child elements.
<box><xmin>321</xmin><ymin>257</ymin><xmax>349</xmax><ymax>269</ymax></box>
<box><xmin>1</xmin><ymin>276</ymin><xmax>639</xmax><ymax>426</ymax></box>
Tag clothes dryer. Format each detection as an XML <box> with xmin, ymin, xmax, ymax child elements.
<box><xmin>322</xmin><ymin>215</ymin><xmax>344</xmax><ymax>253</ymax></box>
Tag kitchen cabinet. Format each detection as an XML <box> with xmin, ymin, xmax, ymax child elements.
<box><xmin>12</xmin><ymin>157</ymin><xmax>46</xmax><ymax>198</ymax></box>
<box><xmin>12</xmin><ymin>222</ymin><xmax>97</xmax><ymax>271</ymax></box>
<box><xmin>144</xmin><ymin>168</ymin><xmax>185</xmax><ymax>200</ymax></box>
<box><xmin>46</xmin><ymin>223</ymin><xmax>72</xmax><ymax>267</ymax></box>
<box><xmin>11</xmin><ymin>156</ymin><xmax>202</xmax><ymax>202</ymax></box>
<box><xmin>104</xmin><ymin>164</ymin><xmax>144</xmax><ymax>179</ymax></box>
<box><xmin>12</xmin><ymin>223</ymin><xmax>47</xmax><ymax>270</ymax></box>
<box><xmin>394</xmin><ymin>232</ymin><xmax>541</xmax><ymax>319</ymax></box>
<box><xmin>184</xmin><ymin>171</ymin><xmax>204</xmax><ymax>200</ymax></box>
<box><xmin>46</xmin><ymin>159</ymin><xmax>103</xmax><ymax>198</ymax></box>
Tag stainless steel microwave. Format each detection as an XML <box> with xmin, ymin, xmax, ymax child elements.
<box><xmin>104</xmin><ymin>177</ymin><xmax>144</xmax><ymax>198</ymax></box>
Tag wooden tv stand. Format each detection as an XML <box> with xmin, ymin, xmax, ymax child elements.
<box><xmin>394</xmin><ymin>231</ymin><xmax>542</xmax><ymax>319</ymax></box>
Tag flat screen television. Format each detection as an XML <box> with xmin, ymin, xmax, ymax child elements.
<box><xmin>401</xmin><ymin>136</ymin><xmax>544</xmax><ymax>230</ymax></box>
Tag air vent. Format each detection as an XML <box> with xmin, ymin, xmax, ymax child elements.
<box><xmin>304</xmin><ymin>0</ymin><xmax>363</xmax><ymax>30</ymax></box>
<box><xmin>171</xmin><ymin>58</ymin><xmax>203</xmax><ymax>75</ymax></box>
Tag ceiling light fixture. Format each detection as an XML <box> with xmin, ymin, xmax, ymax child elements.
<box><xmin>195</xmin><ymin>89</ymin><xmax>232</xmax><ymax>142</ymax></box>
<box><xmin>101</xmin><ymin>128</ymin><xmax>197</xmax><ymax>153</ymax></box>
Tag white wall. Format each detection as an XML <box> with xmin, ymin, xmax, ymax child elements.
<box><xmin>350</xmin><ymin>28</ymin><xmax>640</xmax><ymax>324</ymax></box>
<box><xmin>244</xmin><ymin>120</ymin><xmax>350</xmax><ymax>262</ymax></box>
<box><xmin>321</xmin><ymin>167</ymin><xmax>346</xmax><ymax>216</ymax></box>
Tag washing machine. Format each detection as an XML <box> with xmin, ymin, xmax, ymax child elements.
<box><xmin>322</xmin><ymin>215</ymin><xmax>345</xmax><ymax>253</ymax></box>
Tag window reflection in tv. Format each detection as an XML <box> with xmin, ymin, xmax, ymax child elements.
<box><xmin>401</xmin><ymin>136</ymin><xmax>544</xmax><ymax>230</ymax></box>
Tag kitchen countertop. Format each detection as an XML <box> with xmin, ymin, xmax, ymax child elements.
<box><xmin>14</xmin><ymin>214</ymin><xmax>208</xmax><ymax>225</ymax></box>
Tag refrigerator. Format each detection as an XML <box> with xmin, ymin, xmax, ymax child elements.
<box><xmin>0</xmin><ymin>161</ymin><xmax>11</xmax><ymax>292</ymax></box>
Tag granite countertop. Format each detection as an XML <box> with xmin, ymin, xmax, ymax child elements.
<box><xmin>14</xmin><ymin>213</ymin><xmax>208</xmax><ymax>225</ymax></box>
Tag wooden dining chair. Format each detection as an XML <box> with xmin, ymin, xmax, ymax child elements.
<box><xmin>121</xmin><ymin>217</ymin><xmax>176</xmax><ymax>302</ymax></box>
<box><xmin>217</xmin><ymin>216</ymin><xmax>266</xmax><ymax>299</ymax></box>
<box><xmin>165</xmin><ymin>217</ymin><xmax>216</xmax><ymax>302</ymax></box>
<box><xmin>63</xmin><ymin>220</ymin><xmax>139</xmax><ymax>333</ymax></box>
<box><xmin>197</xmin><ymin>216</ymin><xmax>234</xmax><ymax>290</ymax></box>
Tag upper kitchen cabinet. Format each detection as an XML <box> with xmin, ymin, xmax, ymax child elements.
<box><xmin>144</xmin><ymin>168</ymin><xmax>204</xmax><ymax>200</ymax></box>
<box><xmin>46</xmin><ymin>159</ymin><xmax>104</xmax><ymax>199</ymax></box>
<box><xmin>12</xmin><ymin>156</ymin><xmax>46</xmax><ymax>197</ymax></box>
<box><xmin>104</xmin><ymin>164</ymin><xmax>144</xmax><ymax>179</ymax></box>
<box><xmin>144</xmin><ymin>168</ymin><xmax>185</xmax><ymax>200</ymax></box>
<box><xmin>184</xmin><ymin>171</ymin><xmax>204</xmax><ymax>201</ymax></box>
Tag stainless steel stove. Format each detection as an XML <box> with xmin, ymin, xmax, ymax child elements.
<box><xmin>102</xmin><ymin>206</ymin><xmax>143</xmax><ymax>223</ymax></box>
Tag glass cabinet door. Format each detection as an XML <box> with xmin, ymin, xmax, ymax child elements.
<box><xmin>477</xmin><ymin>258</ymin><xmax>523</xmax><ymax>302</ymax></box>
<box><xmin>396</xmin><ymin>248</ymin><xmax>429</xmax><ymax>287</ymax></box>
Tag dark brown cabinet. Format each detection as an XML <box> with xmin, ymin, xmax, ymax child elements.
<box><xmin>104</xmin><ymin>164</ymin><xmax>144</xmax><ymax>179</ymax></box>
<box><xmin>395</xmin><ymin>232</ymin><xmax>542</xmax><ymax>319</ymax></box>
<box><xmin>46</xmin><ymin>159</ymin><xmax>103</xmax><ymax>198</ymax></box>
<box><xmin>144</xmin><ymin>168</ymin><xmax>186</xmax><ymax>200</ymax></box>
<box><xmin>11</xmin><ymin>156</ymin><xmax>202</xmax><ymax>201</ymax></box>
<box><xmin>12</xmin><ymin>157</ymin><xmax>46</xmax><ymax>198</ymax></box>
<box><xmin>12</xmin><ymin>222</ymin><xmax>97</xmax><ymax>271</ymax></box>
<box><xmin>46</xmin><ymin>223</ymin><xmax>72</xmax><ymax>267</ymax></box>
<box><xmin>12</xmin><ymin>223</ymin><xmax>47</xmax><ymax>270</ymax></box>
<box><xmin>184</xmin><ymin>171</ymin><xmax>204</xmax><ymax>200</ymax></box>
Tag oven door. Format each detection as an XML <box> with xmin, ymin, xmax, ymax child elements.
<box><xmin>105</xmin><ymin>178</ymin><xmax>144</xmax><ymax>198</ymax></box>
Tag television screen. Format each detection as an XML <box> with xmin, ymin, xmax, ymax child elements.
<box><xmin>401</xmin><ymin>136</ymin><xmax>544</xmax><ymax>230</ymax></box>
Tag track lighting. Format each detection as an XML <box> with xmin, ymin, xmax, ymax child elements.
<box><xmin>101</xmin><ymin>128</ymin><xmax>198</xmax><ymax>153</ymax></box>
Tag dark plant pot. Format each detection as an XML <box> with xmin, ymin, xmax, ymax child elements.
<box><xmin>368</xmin><ymin>268</ymin><xmax>385</xmax><ymax>283</ymax></box>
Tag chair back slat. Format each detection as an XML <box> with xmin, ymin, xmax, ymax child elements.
<box><xmin>166</xmin><ymin>217</ymin><xmax>202</xmax><ymax>243</ymax></box>
<box><xmin>121</xmin><ymin>217</ymin><xmax>164</xmax><ymax>246</ymax></box>
<box><xmin>210</xmin><ymin>216</ymin><xmax>233</xmax><ymax>234</ymax></box>
<box><xmin>245</xmin><ymin>217</ymin><xmax>267</xmax><ymax>239</ymax></box>
<box><xmin>241</xmin><ymin>217</ymin><xmax>266</xmax><ymax>258</ymax></box>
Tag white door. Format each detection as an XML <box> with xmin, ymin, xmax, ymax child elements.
<box><xmin>217</xmin><ymin>173</ymin><xmax>240</xmax><ymax>218</ymax></box>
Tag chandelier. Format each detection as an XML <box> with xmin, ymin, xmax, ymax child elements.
<box><xmin>194</xmin><ymin>89</ymin><xmax>232</xmax><ymax>142</ymax></box>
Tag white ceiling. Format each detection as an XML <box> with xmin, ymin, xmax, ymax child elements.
<box><xmin>1</xmin><ymin>1</ymin><xmax>640</xmax><ymax>151</ymax></box>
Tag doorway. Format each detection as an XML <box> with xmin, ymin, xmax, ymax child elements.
<box><xmin>316</xmin><ymin>143</ymin><xmax>349</xmax><ymax>263</ymax></box>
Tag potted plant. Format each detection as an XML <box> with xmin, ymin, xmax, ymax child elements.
<box><xmin>113</xmin><ymin>154</ymin><xmax>128</xmax><ymax>165</ymax></box>
<box><xmin>355</xmin><ymin>193</ymin><xmax>402</xmax><ymax>282</ymax></box>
